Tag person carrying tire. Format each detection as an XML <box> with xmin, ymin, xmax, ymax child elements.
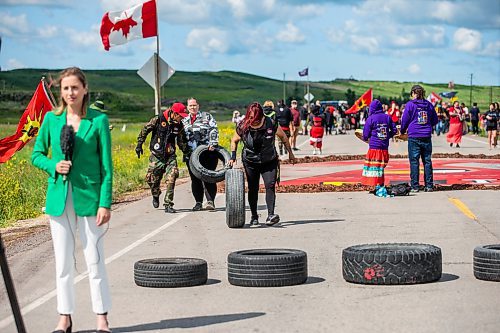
<box><xmin>136</xmin><ymin>102</ymin><xmax>190</xmax><ymax>213</ymax></box>
<box><xmin>182</xmin><ymin>97</ymin><xmax>220</xmax><ymax>211</ymax></box>
<box><xmin>228</xmin><ymin>102</ymin><xmax>296</xmax><ymax>227</ymax></box>
<box><xmin>275</xmin><ymin>99</ymin><xmax>293</xmax><ymax>156</ymax></box>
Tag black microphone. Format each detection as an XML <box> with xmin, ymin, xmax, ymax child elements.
<box><xmin>60</xmin><ymin>125</ymin><xmax>75</xmax><ymax>181</ymax></box>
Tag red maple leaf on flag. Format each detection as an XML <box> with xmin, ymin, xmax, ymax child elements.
<box><xmin>112</xmin><ymin>17</ymin><xmax>137</xmax><ymax>38</ymax></box>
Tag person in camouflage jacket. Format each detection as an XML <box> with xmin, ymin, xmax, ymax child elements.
<box><xmin>136</xmin><ymin>103</ymin><xmax>190</xmax><ymax>213</ymax></box>
<box><xmin>182</xmin><ymin>97</ymin><xmax>220</xmax><ymax>211</ymax></box>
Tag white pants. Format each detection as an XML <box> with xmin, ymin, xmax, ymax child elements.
<box><xmin>49</xmin><ymin>183</ymin><xmax>111</xmax><ymax>314</ymax></box>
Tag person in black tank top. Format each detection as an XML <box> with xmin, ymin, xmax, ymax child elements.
<box><xmin>228</xmin><ymin>102</ymin><xmax>296</xmax><ymax>227</ymax></box>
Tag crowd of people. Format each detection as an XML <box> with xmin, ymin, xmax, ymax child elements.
<box><xmin>30</xmin><ymin>66</ymin><xmax>498</xmax><ymax>332</ymax></box>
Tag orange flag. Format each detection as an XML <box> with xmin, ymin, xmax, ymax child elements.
<box><xmin>0</xmin><ymin>80</ymin><xmax>54</xmax><ymax>163</ymax></box>
<box><xmin>345</xmin><ymin>88</ymin><xmax>373</xmax><ymax>114</ymax></box>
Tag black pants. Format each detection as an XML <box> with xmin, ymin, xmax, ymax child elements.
<box><xmin>187</xmin><ymin>150</ymin><xmax>218</xmax><ymax>203</ymax></box>
<box><xmin>471</xmin><ymin>120</ymin><xmax>479</xmax><ymax>134</ymax></box>
<box><xmin>243</xmin><ymin>159</ymin><xmax>278</xmax><ymax>218</ymax></box>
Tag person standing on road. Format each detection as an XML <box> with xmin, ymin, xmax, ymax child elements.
<box><xmin>135</xmin><ymin>102</ymin><xmax>190</xmax><ymax>213</ymax></box>
<box><xmin>309</xmin><ymin>105</ymin><xmax>325</xmax><ymax>155</ymax></box>
<box><xmin>446</xmin><ymin>101</ymin><xmax>464</xmax><ymax>148</ymax></box>
<box><xmin>275</xmin><ymin>99</ymin><xmax>293</xmax><ymax>156</ymax></box>
<box><xmin>400</xmin><ymin>84</ymin><xmax>438</xmax><ymax>192</ymax></box>
<box><xmin>31</xmin><ymin>67</ymin><xmax>112</xmax><ymax>333</ymax></box>
<box><xmin>182</xmin><ymin>97</ymin><xmax>220</xmax><ymax>211</ymax></box>
<box><xmin>289</xmin><ymin>100</ymin><xmax>301</xmax><ymax>150</ymax></box>
<box><xmin>361</xmin><ymin>99</ymin><xmax>397</xmax><ymax>188</ymax></box>
<box><xmin>485</xmin><ymin>103</ymin><xmax>498</xmax><ymax>150</ymax></box>
<box><xmin>469</xmin><ymin>102</ymin><xmax>480</xmax><ymax>135</ymax></box>
<box><xmin>228</xmin><ymin>102</ymin><xmax>296</xmax><ymax>227</ymax></box>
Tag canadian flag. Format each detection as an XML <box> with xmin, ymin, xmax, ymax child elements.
<box><xmin>426</xmin><ymin>92</ymin><xmax>442</xmax><ymax>105</ymax></box>
<box><xmin>100</xmin><ymin>0</ymin><xmax>158</xmax><ymax>51</ymax></box>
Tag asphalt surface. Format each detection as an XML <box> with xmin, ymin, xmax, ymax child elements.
<box><xmin>1</xmin><ymin>130</ymin><xmax>499</xmax><ymax>333</ymax></box>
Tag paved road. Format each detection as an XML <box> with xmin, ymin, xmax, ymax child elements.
<box><xmin>1</xmin><ymin>131</ymin><xmax>499</xmax><ymax>333</ymax></box>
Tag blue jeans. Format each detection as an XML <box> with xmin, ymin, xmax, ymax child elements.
<box><xmin>435</xmin><ymin>120</ymin><xmax>445</xmax><ymax>136</ymax></box>
<box><xmin>408</xmin><ymin>137</ymin><xmax>433</xmax><ymax>189</ymax></box>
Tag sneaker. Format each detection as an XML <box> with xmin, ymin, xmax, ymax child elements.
<box><xmin>249</xmin><ymin>216</ymin><xmax>259</xmax><ymax>227</ymax></box>
<box><xmin>192</xmin><ymin>202</ymin><xmax>203</xmax><ymax>211</ymax></box>
<box><xmin>204</xmin><ymin>201</ymin><xmax>215</xmax><ymax>211</ymax></box>
<box><xmin>152</xmin><ymin>196</ymin><xmax>160</xmax><ymax>208</ymax></box>
<box><xmin>410</xmin><ymin>188</ymin><xmax>419</xmax><ymax>193</ymax></box>
<box><xmin>456</xmin><ymin>144</ymin><xmax>460</xmax><ymax>148</ymax></box>
<box><xmin>265</xmin><ymin>214</ymin><xmax>280</xmax><ymax>226</ymax></box>
<box><xmin>449</xmin><ymin>143</ymin><xmax>453</xmax><ymax>147</ymax></box>
<box><xmin>424</xmin><ymin>187</ymin><xmax>434</xmax><ymax>192</ymax></box>
<box><xmin>164</xmin><ymin>206</ymin><xmax>176</xmax><ymax>213</ymax></box>
<box><xmin>292</xmin><ymin>147</ymin><xmax>299</xmax><ymax>151</ymax></box>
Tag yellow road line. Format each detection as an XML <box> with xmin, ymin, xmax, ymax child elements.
<box><xmin>448</xmin><ymin>198</ymin><xmax>478</xmax><ymax>221</ymax></box>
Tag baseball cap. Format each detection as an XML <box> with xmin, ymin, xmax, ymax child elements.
<box><xmin>171</xmin><ymin>102</ymin><xmax>188</xmax><ymax>117</ymax></box>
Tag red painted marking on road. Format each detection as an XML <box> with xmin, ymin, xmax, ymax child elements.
<box><xmin>280</xmin><ymin>159</ymin><xmax>500</xmax><ymax>186</ymax></box>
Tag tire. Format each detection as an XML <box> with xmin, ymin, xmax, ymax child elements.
<box><xmin>189</xmin><ymin>145</ymin><xmax>231</xmax><ymax>183</ymax></box>
<box><xmin>473</xmin><ymin>244</ymin><xmax>500</xmax><ymax>282</ymax></box>
<box><xmin>228</xmin><ymin>249</ymin><xmax>308</xmax><ymax>287</ymax></box>
<box><xmin>225</xmin><ymin>168</ymin><xmax>245</xmax><ymax>228</ymax></box>
<box><xmin>134</xmin><ymin>258</ymin><xmax>207</xmax><ymax>288</ymax></box>
<box><xmin>342</xmin><ymin>243</ymin><xmax>442</xmax><ymax>285</ymax></box>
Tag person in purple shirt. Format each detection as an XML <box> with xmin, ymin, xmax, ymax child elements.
<box><xmin>361</xmin><ymin>99</ymin><xmax>397</xmax><ymax>188</ymax></box>
<box><xmin>400</xmin><ymin>85</ymin><xmax>439</xmax><ymax>192</ymax></box>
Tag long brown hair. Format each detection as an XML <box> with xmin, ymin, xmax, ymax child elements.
<box><xmin>54</xmin><ymin>67</ymin><xmax>89</xmax><ymax>117</ymax></box>
<box><xmin>240</xmin><ymin>102</ymin><xmax>264</xmax><ymax>134</ymax></box>
<box><xmin>410</xmin><ymin>84</ymin><xmax>426</xmax><ymax>100</ymax></box>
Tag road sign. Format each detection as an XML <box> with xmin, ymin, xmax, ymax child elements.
<box><xmin>137</xmin><ymin>54</ymin><xmax>175</xmax><ymax>89</ymax></box>
<box><xmin>304</xmin><ymin>93</ymin><xmax>314</xmax><ymax>102</ymax></box>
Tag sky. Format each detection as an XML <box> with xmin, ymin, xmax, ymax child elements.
<box><xmin>0</xmin><ymin>0</ymin><xmax>499</xmax><ymax>86</ymax></box>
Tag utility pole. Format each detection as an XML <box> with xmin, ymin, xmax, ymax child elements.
<box><xmin>283</xmin><ymin>73</ymin><xmax>286</xmax><ymax>103</ymax></box>
<box><xmin>490</xmin><ymin>86</ymin><xmax>493</xmax><ymax>104</ymax></box>
<box><xmin>469</xmin><ymin>73</ymin><xmax>473</xmax><ymax>107</ymax></box>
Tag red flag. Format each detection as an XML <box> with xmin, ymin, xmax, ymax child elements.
<box><xmin>0</xmin><ymin>81</ymin><xmax>54</xmax><ymax>163</ymax></box>
<box><xmin>100</xmin><ymin>0</ymin><xmax>158</xmax><ymax>51</ymax></box>
<box><xmin>427</xmin><ymin>92</ymin><xmax>442</xmax><ymax>105</ymax></box>
<box><xmin>345</xmin><ymin>88</ymin><xmax>373</xmax><ymax>114</ymax></box>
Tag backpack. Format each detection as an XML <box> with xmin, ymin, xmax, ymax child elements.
<box><xmin>389</xmin><ymin>183</ymin><xmax>411</xmax><ymax>196</ymax></box>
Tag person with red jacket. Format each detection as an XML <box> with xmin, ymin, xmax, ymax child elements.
<box><xmin>309</xmin><ymin>105</ymin><xmax>325</xmax><ymax>155</ymax></box>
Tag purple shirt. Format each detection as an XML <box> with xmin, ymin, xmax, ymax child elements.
<box><xmin>401</xmin><ymin>99</ymin><xmax>438</xmax><ymax>138</ymax></box>
<box><xmin>363</xmin><ymin>101</ymin><xmax>397</xmax><ymax>150</ymax></box>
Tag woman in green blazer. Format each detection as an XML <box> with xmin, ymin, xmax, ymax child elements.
<box><xmin>32</xmin><ymin>67</ymin><xmax>112</xmax><ymax>333</ymax></box>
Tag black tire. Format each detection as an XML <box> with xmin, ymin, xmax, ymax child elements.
<box><xmin>473</xmin><ymin>244</ymin><xmax>500</xmax><ymax>282</ymax></box>
<box><xmin>134</xmin><ymin>258</ymin><xmax>207</xmax><ymax>288</ymax></box>
<box><xmin>342</xmin><ymin>243</ymin><xmax>442</xmax><ymax>285</ymax></box>
<box><xmin>225</xmin><ymin>169</ymin><xmax>245</xmax><ymax>228</ymax></box>
<box><xmin>228</xmin><ymin>249</ymin><xmax>308</xmax><ymax>287</ymax></box>
<box><xmin>189</xmin><ymin>145</ymin><xmax>231</xmax><ymax>183</ymax></box>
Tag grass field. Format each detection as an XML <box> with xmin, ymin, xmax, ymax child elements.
<box><xmin>0</xmin><ymin>120</ymin><xmax>236</xmax><ymax>228</ymax></box>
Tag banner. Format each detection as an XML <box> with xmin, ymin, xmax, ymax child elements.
<box><xmin>0</xmin><ymin>81</ymin><xmax>54</xmax><ymax>163</ymax></box>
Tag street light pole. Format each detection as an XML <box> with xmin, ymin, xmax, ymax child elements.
<box><xmin>469</xmin><ymin>73</ymin><xmax>473</xmax><ymax>107</ymax></box>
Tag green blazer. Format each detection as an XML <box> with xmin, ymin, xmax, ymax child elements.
<box><xmin>32</xmin><ymin>107</ymin><xmax>113</xmax><ymax>216</ymax></box>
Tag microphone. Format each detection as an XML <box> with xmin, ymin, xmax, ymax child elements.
<box><xmin>60</xmin><ymin>125</ymin><xmax>75</xmax><ymax>181</ymax></box>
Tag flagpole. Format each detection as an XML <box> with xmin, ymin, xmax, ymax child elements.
<box><xmin>306</xmin><ymin>67</ymin><xmax>310</xmax><ymax>114</ymax></box>
<box><xmin>42</xmin><ymin>77</ymin><xmax>57</xmax><ymax>108</ymax></box>
<box><xmin>153</xmin><ymin>0</ymin><xmax>161</xmax><ymax>116</ymax></box>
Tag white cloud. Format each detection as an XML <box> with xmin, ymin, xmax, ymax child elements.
<box><xmin>0</xmin><ymin>12</ymin><xmax>29</xmax><ymax>37</ymax></box>
<box><xmin>1</xmin><ymin>0</ymin><xmax>67</xmax><ymax>5</ymax></box>
<box><xmin>327</xmin><ymin>28</ymin><xmax>345</xmax><ymax>43</ymax></box>
<box><xmin>186</xmin><ymin>28</ymin><xmax>229</xmax><ymax>57</ymax></box>
<box><xmin>5</xmin><ymin>58</ymin><xmax>26</xmax><ymax>70</ymax></box>
<box><xmin>481</xmin><ymin>41</ymin><xmax>500</xmax><ymax>57</ymax></box>
<box><xmin>408</xmin><ymin>64</ymin><xmax>421</xmax><ymax>74</ymax></box>
<box><xmin>350</xmin><ymin>35</ymin><xmax>379</xmax><ymax>54</ymax></box>
<box><xmin>67</xmin><ymin>25</ymin><xmax>102</xmax><ymax>49</ymax></box>
<box><xmin>227</xmin><ymin>0</ymin><xmax>249</xmax><ymax>18</ymax></box>
<box><xmin>38</xmin><ymin>25</ymin><xmax>58</xmax><ymax>38</ymax></box>
<box><xmin>276</xmin><ymin>22</ymin><xmax>305</xmax><ymax>43</ymax></box>
<box><xmin>453</xmin><ymin>27</ymin><xmax>482</xmax><ymax>53</ymax></box>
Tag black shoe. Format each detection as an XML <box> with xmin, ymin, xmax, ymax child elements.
<box><xmin>265</xmin><ymin>214</ymin><xmax>280</xmax><ymax>226</ymax></box>
<box><xmin>449</xmin><ymin>143</ymin><xmax>453</xmax><ymax>147</ymax></box>
<box><xmin>152</xmin><ymin>196</ymin><xmax>159</xmax><ymax>208</ymax></box>
<box><xmin>53</xmin><ymin>315</ymin><xmax>72</xmax><ymax>333</ymax></box>
<box><xmin>456</xmin><ymin>144</ymin><xmax>460</xmax><ymax>148</ymax></box>
<box><xmin>249</xmin><ymin>216</ymin><xmax>259</xmax><ymax>227</ymax></box>
<box><xmin>292</xmin><ymin>147</ymin><xmax>299</xmax><ymax>151</ymax></box>
<box><xmin>164</xmin><ymin>206</ymin><xmax>176</xmax><ymax>213</ymax></box>
<box><xmin>192</xmin><ymin>202</ymin><xmax>203</xmax><ymax>211</ymax></box>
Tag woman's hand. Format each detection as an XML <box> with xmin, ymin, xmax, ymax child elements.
<box><xmin>288</xmin><ymin>152</ymin><xmax>296</xmax><ymax>165</ymax></box>
<box><xmin>96</xmin><ymin>207</ymin><xmax>111</xmax><ymax>226</ymax></box>
<box><xmin>227</xmin><ymin>159</ymin><xmax>236</xmax><ymax>167</ymax></box>
<box><xmin>56</xmin><ymin>160</ymin><xmax>72</xmax><ymax>175</ymax></box>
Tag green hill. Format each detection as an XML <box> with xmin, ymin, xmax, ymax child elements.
<box><xmin>0</xmin><ymin>69</ymin><xmax>498</xmax><ymax>123</ymax></box>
